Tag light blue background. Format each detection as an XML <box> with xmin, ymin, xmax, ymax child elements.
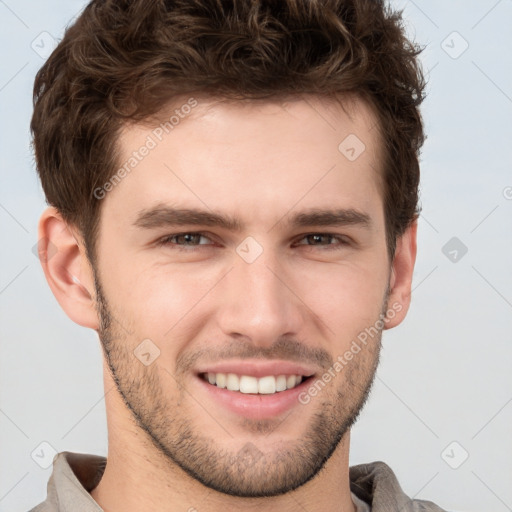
<box><xmin>1</xmin><ymin>1</ymin><xmax>511</xmax><ymax>511</ymax></box>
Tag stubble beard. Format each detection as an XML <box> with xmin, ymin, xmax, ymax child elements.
<box><xmin>93</xmin><ymin>273</ymin><xmax>385</xmax><ymax>498</ymax></box>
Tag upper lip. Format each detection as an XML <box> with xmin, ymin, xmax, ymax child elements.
<box><xmin>195</xmin><ymin>359</ymin><xmax>317</xmax><ymax>379</ymax></box>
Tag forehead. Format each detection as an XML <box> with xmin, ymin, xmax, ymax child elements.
<box><xmin>107</xmin><ymin>94</ymin><xmax>383</xmax><ymax>229</ymax></box>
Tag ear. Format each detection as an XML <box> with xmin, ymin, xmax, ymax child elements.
<box><xmin>36</xmin><ymin>207</ymin><xmax>99</xmax><ymax>329</ymax></box>
<box><xmin>384</xmin><ymin>220</ymin><xmax>417</xmax><ymax>329</ymax></box>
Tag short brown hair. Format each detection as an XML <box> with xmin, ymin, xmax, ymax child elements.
<box><xmin>31</xmin><ymin>0</ymin><xmax>425</xmax><ymax>264</ymax></box>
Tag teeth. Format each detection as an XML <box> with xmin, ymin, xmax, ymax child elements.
<box><xmin>240</xmin><ymin>375</ymin><xmax>258</xmax><ymax>394</ymax></box>
<box><xmin>258</xmin><ymin>376</ymin><xmax>276</xmax><ymax>394</ymax></box>
<box><xmin>226</xmin><ymin>373</ymin><xmax>240</xmax><ymax>391</ymax></box>
<box><xmin>216</xmin><ymin>372</ymin><xmax>227</xmax><ymax>389</ymax></box>
<box><xmin>276</xmin><ymin>375</ymin><xmax>287</xmax><ymax>392</ymax></box>
<box><xmin>203</xmin><ymin>373</ymin><xmax>306</xmax><ymax>394</ymax></box>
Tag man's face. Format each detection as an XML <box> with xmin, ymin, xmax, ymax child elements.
<box><xmin>93</xmin><ymin>95</ymin><xmax>393</xmax><ymax>497</ymax></box>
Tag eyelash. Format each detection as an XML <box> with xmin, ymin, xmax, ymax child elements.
<box><xmin>156</xmin><ymin>232</ymin><xmax>351</xmax><ymax>251</ymax></box>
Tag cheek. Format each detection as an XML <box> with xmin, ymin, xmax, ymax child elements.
<box><xmin>106</xmin><ymin>262</ymin><xmax>222</xmax><ymax>337</ymax></box>
<box><xmin>291</xmin><ymin>260</ymin><xmax>388</xmax><ymax>339</ymax></box>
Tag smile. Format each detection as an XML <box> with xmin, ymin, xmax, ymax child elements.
<box><xmin>200</xmin><ymin>372</ymin><xmax>307</xmax><ymax>395</ymax></box>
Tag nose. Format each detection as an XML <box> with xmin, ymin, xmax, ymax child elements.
<box><xmin>215</xmin><ymin>250</ymin><xmax>304</xmax><ymax>348</ymax></box>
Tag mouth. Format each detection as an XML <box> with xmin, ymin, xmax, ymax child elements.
<box><xmin>193</xmin><ymin>360</ymin><xmax>318</xmax><ymax>419</ymax></box>
<box><xmin>199</xmin><ymin>372</ymin><xmax>313</xmax><ymax>395</ymax></box>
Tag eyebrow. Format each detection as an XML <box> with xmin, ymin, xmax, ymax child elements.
<box><xmin>133</xmin><ymin>205</ymin><xmax>372</xmax><ymax>231</ymax></box>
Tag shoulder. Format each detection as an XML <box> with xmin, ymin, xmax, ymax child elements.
<box><xmin>350</xmin><ymin>460</ymin><xmax>448</xmax><ymax>512</ymax></box>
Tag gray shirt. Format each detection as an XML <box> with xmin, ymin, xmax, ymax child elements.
<box><xmin>28</xmin><ymin>452</ymin><xmax>447</xmax><ymax>511</ymax></box>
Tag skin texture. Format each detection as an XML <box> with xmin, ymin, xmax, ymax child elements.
<box><xmin>38</xmin><ymin>94</ymin><xmax>417</xmax><ymax>512</ymax></box>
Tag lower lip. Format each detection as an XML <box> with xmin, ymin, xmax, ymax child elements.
<box><xmin>195</xmin><ymin>375</ymin><xmax>311</xmax><ymax>420</ymax></box>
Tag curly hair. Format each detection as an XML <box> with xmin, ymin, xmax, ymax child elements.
<box><xmin>31</xmin><ymin>0</ymin><xmax>425</xmax><ymax>264</ymax></box>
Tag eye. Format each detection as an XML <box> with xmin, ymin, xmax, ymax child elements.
<box><xmin>154</xmin><ymin>231</ymin><xmax>350</xmax><ymax>252</ymax></box>
<box><xmin>157</xmin><ymin>232</ymin><xmax>214</xmax><ymax>248</ymax></box>
<box><xmin>294</xmin><ymin>233</ymin><xmax>350</xmax><ymax>249</ymax></box>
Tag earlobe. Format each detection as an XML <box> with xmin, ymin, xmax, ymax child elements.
<box><xmin>384</xmin><ymin>221</ymin><xmax>418</xmax><ymax>329</ymax></box>
<box><xmin>37</xmin><ymin>207</ymin><xmax>99</xmax><ymax>329</ymax></box>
